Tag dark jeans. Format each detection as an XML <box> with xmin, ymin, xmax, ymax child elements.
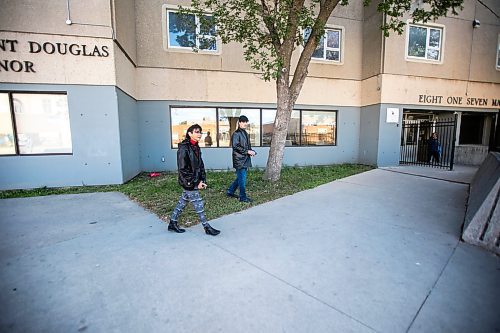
<box><xmin>428</xmin><ymin>151</ymin><xmax>440</xmax><ymax>164</ymax></box>
<box><xmin>227</xmin><ymin>168</ymin><xmax>248</xmax><ymax>200</ymax></box>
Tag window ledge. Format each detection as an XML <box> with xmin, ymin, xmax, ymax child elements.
<box><xmin>310</xmin><ymin>59</ymin><xmax>343</xmax><ymax>66</ymax></box>
<box><xmin>405</xmin><ymin>57</ymin><xmax>443</xmax><ymax>65</ymax></box>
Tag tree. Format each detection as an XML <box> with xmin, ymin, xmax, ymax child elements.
<box><xmin>183</xmin><ymin>0</ymin><xmax>463</xmax><ymax>181</ymax></box>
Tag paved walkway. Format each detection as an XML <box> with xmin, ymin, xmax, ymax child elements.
<box><xmin>1</xmin><ymin>166</ymin><xmax>499</xmax><ymax>333</ymax></box>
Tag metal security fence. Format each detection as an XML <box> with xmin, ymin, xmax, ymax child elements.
<box><xmin>400</xmin><ymin>116</ymin><xmax>457</xmax><ymax>170</ymax></box>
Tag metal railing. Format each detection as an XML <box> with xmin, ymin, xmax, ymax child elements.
<box><xmin>400</xmin><ymin>116</ymin><xmax>457</xmax><ymax>170</ymax></box>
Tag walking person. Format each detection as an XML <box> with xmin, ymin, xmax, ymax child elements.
<box><xmin>169</xmin><ymin>124</ymin><xmax>220</xmax><ymax>236</ymax></box>
<box><xmin>226</xmin><ymin>115</ymin><xmax>256</xmax><ymax>202</ymax></box>
<box><xmin>427</xmin><ymin>132</ymin><xmax>441</xmax><ymax>164</ymax></box>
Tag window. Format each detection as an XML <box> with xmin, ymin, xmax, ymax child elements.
<box><xmin>0</xmin><ymin>94</ymin><xmax>15</xmax><ymax>155</ymax></box>
<box><xmin>302</xmin><ymin>111</ymin><xmax>336</xmax><ymax>145</ymax></box>
<box><xmin>0</xmin><ymin>92</ymin><xmax>72</xmax><ymax>155</ymax></box>
<box><xmin>262</xmin><ymin>110</ymin><xmax>300</xmax><ymax>146</ymax></box>
<box><xmin>166</xmin><ymin>10</ymin><xmax>217</xmax><ymax>51</ymax></box>
<box><xmin>171</xmin><ymin>107</ymin><xmax>216</xmax><ymax>148</ymax></box>
<box><xmin>218</xmin><ymin>109</ymin><xmax>260</xmax><ymax>147</ymax></box>
<box><xmin>170</xmin><ymin>107</ymin><xmax>337</xmax><ymax>148</ymax></box>
<box><xmin>496</xmin><ymin>35</ymin><xmax>500</xmax><ymax>70</ymax></box>
<box><xmin>305</xmin><ymin>28</ymin><xmax>342</xmax><ymax>62</ymax></box>
<box><xmin>407</xmin><ymin>24</ymin><xmax>443</xmax><ymax>62</ymax></box>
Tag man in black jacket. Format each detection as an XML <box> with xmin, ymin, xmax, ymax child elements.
<box><xmin>169</xmin><ymin>124</ymin><xmax>220</xmax><ymax>236</ymax></box>
<box><xmin>226</xmin><ymin>115</ymin><xmax>256</xmax><ymax>202</ymax></box>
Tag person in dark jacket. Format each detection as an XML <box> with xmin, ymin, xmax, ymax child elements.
<box><xmin>169</xmin><ymin>124</ymin><xmax>220</xmax><ymax>236</ymax></box>
<box><xmin>226</xmin><ymin>115</ymin><xmax>256</xmax><ymax>202</ymax></box>
<box><xmin>427</xmin><ymin>132</ymin><xmax>441</xmax><ymax>164</ymax></box>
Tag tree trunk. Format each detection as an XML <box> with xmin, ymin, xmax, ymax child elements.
<box><xmin>263</xmin><ymin>76</ymin><xmax>293</xmax><ymax>181</ymax></box>
<box><xmin>262</xmin><ymin>0</ymin><xmax>339</xmax><ymax>182</ymax></box>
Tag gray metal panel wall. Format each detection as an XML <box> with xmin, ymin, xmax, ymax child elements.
<box><xmin>377</xmin><ymin>104</ymin><xmax>402</xmax><ymax>167</ymax></box>
<box><xmin>116</xmin><ymin>88</ymin><xmax>140</xmax><ymax>182</ymax></box>
<box><xmin>0</xmin><ymin>84</ymin><xmax>123</xmax><ymax>190</ymax></box>
<box><xmin>359</xmin><ymin>105</ymin><xmax>380</xmax><ymax>165</ymax></box>
<box><xmin>138</xmin><ymin>101</ymin><xmax>360</xmax><ymax>171</ymax></box>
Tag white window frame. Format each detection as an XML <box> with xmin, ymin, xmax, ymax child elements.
<box><xmin>162</xmin><ymin>4</ymin><xmax>220</xmax><ymax>54</ymax></box>
<box><xmin>496</xmin><ymin>34</ymin><xmax>500</xmax><ymax>71</ymax></box>
<box><xmin>307</xmin><ymin>26</ymin><xmax>345</xmax><ymax>65</ymax></box>
<box><xmin>405</xmin><ymin>21</ymin><xmax>445</xmax><ymax>64</ymax></box>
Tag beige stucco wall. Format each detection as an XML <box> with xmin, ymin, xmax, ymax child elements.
<box><xmin>380</xmin><ymin>74</ymin><xmax>499</xmax><ymax>109</ymax></box>
<box><xmin>306</xmin><ymin>16</ymin><xmax>363</xmax><ymax>80</ymax></box>
<box><xmin>1</xmin><ymin>0</ymin><xmax>498</xmax><ymax>108</ymax></box>
<box><xmin>115</xmin><ymin>44</ymin><xmax>136</xmax><ymax>97</ymax></box>
<box><xmin>0</xmin><ymin>32</ymin><xmax>115</xmax><ymax>86</ymax></box>
<box><xmin>361</xmin><ymin>75</ymin><xmax>381</xmax><ymax>106</ymax></box>
<box><xmin>113</xmin><ymin>0</ymin><xmax>138</xmax><ymax>63</ymax></box>
<box><xmin>383</xmin><ymin>0</ymin><xmax>499</xmax><ymax>84</ymax></box>
<box><xmin>469</xmin><ymin>20</ymin><xmax>500</xmax><ymax>83</ymax></box>
<box><xmin>362</xmin><ymin>11</ymin><xmax>383</xmax><ymax>80</ymax></box>
<box><xmin>0</xmin><ymin>0</ymin><xmax>112</xmax><ymax>38</ymax></box>
<box><xmin>135</xmin><ymin>0</ymin><xmax>364</xmax><ymax>79</ymax></box>
<box><xmin>135</xmin><ymin>67</ymin><xmax>361</xmax><ymax>106</ymax></box>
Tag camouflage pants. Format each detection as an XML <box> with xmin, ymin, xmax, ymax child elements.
<box><xmin>170</xmin><ymin>189</ymin><xmax>208</xmax><ymax>226</ymax></box>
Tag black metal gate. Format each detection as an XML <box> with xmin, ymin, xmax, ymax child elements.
<box><xmin>400</xmin><ymin>115</ymin><xmax>457</xmax><ymax>170</ymax></box>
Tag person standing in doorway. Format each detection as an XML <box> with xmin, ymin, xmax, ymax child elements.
<box><xmin>227</xmin><ymin>115</ymin><xmax>256</xmax><ymax>202</ymax></box>
<box><xmin>427</xmin><ymin>132</ymin><xmax>441</xmax><ymax>164</ymax></box>
<box><xmin>169</xmin><ymin>124</ymin><xmax>220</xmax><ymax>236</ymax></box>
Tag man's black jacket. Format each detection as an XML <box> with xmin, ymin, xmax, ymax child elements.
<box><xmin>177</xmin><ymin>139</ymin><xmax>206</xmax><ymax>190</ymax></box>
<box><xmin>231</xmin><ymin>128</ymin><xmax>252</xmax><ymax>169</ymax></box>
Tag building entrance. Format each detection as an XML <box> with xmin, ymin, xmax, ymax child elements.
<box><xmin>400</xmin><ymin>112</ymin><xmax>457</xmax><ymax>170</ymax></box>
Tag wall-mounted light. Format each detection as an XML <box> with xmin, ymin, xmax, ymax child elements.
<box><xmin>472</xmin><ymin>19</ymin><xmax>480</xmax><ymax>28</ymax></box>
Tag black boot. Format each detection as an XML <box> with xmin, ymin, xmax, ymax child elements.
<box><xmin>168</xmin><ymin>220</ymin><xmax>185</xmax><ymax>233</ymax></box>
<box><xmin>204</xmin><ymin>224</ymin><xmax>220</xmax><ymax>236</ymax></box>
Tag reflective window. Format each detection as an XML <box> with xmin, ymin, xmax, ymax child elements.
<box><xmin>497</xmin><ymin>35</ymin><xmax>500</xmax><ymax>70</ymax></box>
<box><xmin>262</xmin><ymin>109</ymin><xmax>300</xmax><ymax>146</ymax></box>
<box><xmin>0</xmin><ymin>93</ymin><xmax>15</xmax><ymax>155</ymax></box>
<box><xmin>12</xmin><ymin>93</ymin><xmax>72</xmax><ymax>154</ymax></box>
<box><xmin>218</xmin><ymin>108</ymin><xmax>260</xmax><ymax>147</ymax></box>
<box><xmin>167</xmin><ymin>10</ymin><xmax>217</xmax><ymax>51</ymax></box>
<box><xmin>262</xmin><ymin>109</ymin><xmax>276</xmax><ymax>146</ymax></box>
<box><xmin>407</xmin><ymin>24</ymin><xmax>443</xmax><ymax>61</ymax></box>
<box><xmin>301</xmin><ymin>111</ymin><xmax>336</xmax><ymax>145</ymax></box>
<box><xmin>305</xmin><ymin>28</ymin><xmax>342</xmax><ymax>62</ymax></box>
<box><xmin>171</xmin><ymin>107</ymin><xmax>337</xmax><ymax>148</ymax></box>
<box><xmin>171</xmin><ymin>107</ymin><xmax>216</xmax><ymax>148</ymax></box>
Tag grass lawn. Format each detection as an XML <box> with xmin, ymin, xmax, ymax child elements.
<box><xmin>0</xmin><ymin>164</ymin><xmax>373</xmax><ymax>227</ymax></box>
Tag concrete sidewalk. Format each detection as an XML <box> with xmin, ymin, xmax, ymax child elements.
<box><xmin>1</xmin><ymin>166</ymin><xmax>499</xmax><ymax>333</ymax></box>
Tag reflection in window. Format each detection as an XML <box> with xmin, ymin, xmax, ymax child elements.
<box><xmin>262</xmin><ymin>110</ymin><xmax>300</xmax><ymax>146</ymax></box>
<box><xmin>218</xmin><ymin>108</ymin><xmax>260</xmax><ymax>147</ymax></box>
<box><xmin>171</xmin><ymin>107</ymin><xmax>337</xmax><ymax>148</ymax></box>
<box><xmin>171</xmin><ymin>107</ymin><xmax>216</xmax><ymax>148</ymax></box>
<box><xmin>497</xmin><ymin>35</ymin><xmax>500</xmax><ymax>70</ymax></box>
<box><xmin>407</xmin><ymin>24</ymin><xmax>442</xmax><ymax>61</ymax></box>
<box><xmin>0</xmin><ymin>93</ymin><xmax>15</xmax><ymax>155</ymax></box>
<box><xmin>302</xmin><ymin>111</ymin><xmax>336</xmax><ymax>146</ymax></box>
<box><xmin>167</xmin><ymin>10</ymin><xmax>217</xmax><ymax>51</ymax></box>
<box><xmin>13</xmin><ymin>94</ymin><xmax>72</xmax><ymax>154</ymax></box>
<box><xmin>305</xmin><ymin>28</ymin><xmax>342</xmax><ymax>62</ymax></box>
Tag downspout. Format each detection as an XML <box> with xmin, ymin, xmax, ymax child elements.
<box><xmin>66</xmin><ymin>0</ymin><xmax>72</xmax><ymax>25</ymax></box>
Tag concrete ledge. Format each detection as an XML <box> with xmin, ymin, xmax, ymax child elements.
<box><xmin>455</xmin><ymin>145</ymin><xmax>489</xmax><ymax>166</ymax></box>
<box><xmin>462</xmin><ymin>152</ymin><xmax>500</xmax><ymax>255</ymax></box>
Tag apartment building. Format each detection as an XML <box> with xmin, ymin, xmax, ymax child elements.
<box><xmin>0</xmin><ymin>0</ymin><xmax>498</xmax><ymax>189</ymax></box>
